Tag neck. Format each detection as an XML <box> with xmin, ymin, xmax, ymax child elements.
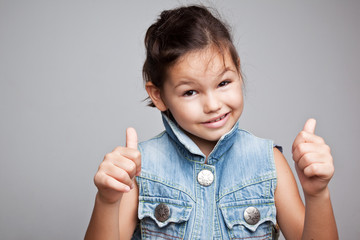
<box><xmin>185</xmin><ymin>131</ymin><xmax>217</xmax><ymax>159</ymax></box>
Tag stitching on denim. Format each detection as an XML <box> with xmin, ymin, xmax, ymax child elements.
<box><xmin>267</xmin><ymin>223</ymin><xmax>272</xmax><ymax>240</ymax></box>
<box><xmin>210</xmin><ymin>166</ymin><xmax>216</xmax><ymax>238</ymax></box>
<box><xmin>142</xmin><ymin>227</ymin><xmax>183</xmax><ymax>240</ymax></box>
<box><xmin>141</xmin><ymin>213</ymin><xmax>189</xmax><ymax>224</ymax></box>
<box><xmin>270</xmin><ymin>140</ymin><xmax>278</xmax><ymax>198</ymax></box>
<box><xmin>217</xmin><ymin>176</ymin><xmax>276</xmax><ymax>202</ymax></box>
<box><xmin>221</xmin><ymin>202</ymin><xmax>275</xmax><ymax>209</ymax></box>
<box><xmin>190</xmin><ymin>162</ymin><xmax>197</xmax><ymax>240</ymax></box>
<box><xmin>226</xmin><ymin>223</ymin><xmax>232</xmax><ymax>240</ymax></box>
<box><xmin>191</xmin><ymin>163</ymin><xmax>202</xmax><ymax>239</ymax></box>
<box><xmin>220</xmin><ymin>204</ymin><xmax>275</xmax><ymax>228</ymax></box>
<box><xmin>217</xmin><ymin>138</ymin><xmax>277</xmax><ymax>202</ymax></box>
<box><xmin>137</xmin><ymin>145</ymin><xmax>149</xmax><ymax>197</ymax></box>
<box><xmin>183</xmin><ymin>155</ymin><xmax>203</xmax><ymax>163</ymax></box>
<box><xmin>177</xmin><ymin>189</ymin><xmax>181</xmax><ymax>200</ymax></box>
<box><xmin>142</xmin><ymin>232</ymin><xmax>175</xmax><ymax>240</ymax></box>
<box><xmin>143</xmin><ymin>177</ymin><xmax>149</xmax><ymax>197</ymax></box>
<box><xmin>140</xmin><ymin>220</ymin><xmax>145</xmax><ymax>239</ymax></box>
<box><xmin>225</xmin><ymin>217</ymin><xmax>276</xmax><ymax>230</ymax></box>
<box><xmin>264</xmin><ymin>180</ymin><xmax>270</xmax><ymax>199</ymax></box>
<box><xmin>269</xmin><ymin>141</ymin><xmax>276</xmax><ymax>171</ymax></box>
<box><xmin>139</xmin><ymin>201</ymin><xmax>192</xmax><ymax>209</ymax></box>
<box><xmin>215</xmin><ymin>195</ymin><xmax>224</xmax><ymax>239</ymax></box>
<box><xmin>182</xmin><ymin>207</ymin><xmax>190</xmax><ymax>240</ymax></box>
<box><xmin>138</xmin><ymin>175</ymin><xmax>195</xmax><ymax>201</ymax></box>
<box><xmin>139</xmin><ymin>173</ymin><xmax>188</xmax><ymax>193</ymax></box>
<box><xmin>231</xmin><ymin>232</ymin><xmax>271</xmax><ymax>239</ymax></box>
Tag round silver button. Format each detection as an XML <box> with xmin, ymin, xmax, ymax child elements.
<box><xmin>197</xmin><ymin>169</ymin><xmax>214</xmax><ymax>186</ymax></box>
<box><xmin>154</xmin><ymin>203</ymin><xmax>170</xmax><ymax>222</ymax></box>
<box><xmin>244</xmin><ymin>206</ymin><xmax>260</xmax><ymax>225</ymax></box>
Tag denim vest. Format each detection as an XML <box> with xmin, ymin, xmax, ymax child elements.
<box><xmin>132</xmin><ymin>115</ymin><xmax>279</xmax><ymax>239</ymax></box>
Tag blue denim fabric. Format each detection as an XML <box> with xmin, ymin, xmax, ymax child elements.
<box><xmin>132</xmin><ymin>114</ymin><xmax>278</xmax><ymax>239</ymax></box>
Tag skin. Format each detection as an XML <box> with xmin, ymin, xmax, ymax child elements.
<box><xmin>85</xmin><ymin>46</ymin><xmax>338</xmax><ymax>239</ymax></box>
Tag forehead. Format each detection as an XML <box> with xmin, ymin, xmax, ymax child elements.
<box><xmin>167</xmin><ymin>46</ymin><xmax>236</xmax><ymax>81</ymax></box>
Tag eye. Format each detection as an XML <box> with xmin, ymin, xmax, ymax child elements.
<box><xmin>218</xmin><ymin>80</ymin><xmax>230</xmax><ymax>87</ymax></box>
<box><xmin>183</xmin><ymin>90</ymin><xmax>197</xmax><ymax>97</ymax></box>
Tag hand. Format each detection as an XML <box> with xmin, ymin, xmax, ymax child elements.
<box><xmin>94</xmin><ymin>128</ymin><xmax>141</xmax><ymax>204</ymax></box>
<box><xmin>292</xmin><ymin>119</ymin><xmax>334</xmax><ymax>197</ymax></box>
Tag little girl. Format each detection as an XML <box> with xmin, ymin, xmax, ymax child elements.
<box><xmin>85</xmin><ymin>5</ymin><xmax>338</xmax><ymax>240</ymax></box>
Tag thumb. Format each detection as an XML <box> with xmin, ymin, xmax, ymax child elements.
<box><xmin>126</xmin><ymin>127</ymin><xmax>138</xmax><ymax>149</ymax></box>
<box><xmin>303</xmin><ymin>118</ymin><xmax>316</xmax><ymax>134</ymax></box>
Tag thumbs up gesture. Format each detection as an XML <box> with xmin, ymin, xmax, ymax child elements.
<box><xmin>292</xmin><ymin>119</ymin><xmax>335</xmax><ymax>197</ymax></box>
<box><xmin>94</xmin><ymin>128</ymin><xmax>141</xmax><ymax>204</ymax></box>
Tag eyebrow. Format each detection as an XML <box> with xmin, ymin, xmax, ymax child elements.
<box><xmin>174</xmin><ymin>67</ymin><xmax>236</xmax><ymax>89</ymax></box>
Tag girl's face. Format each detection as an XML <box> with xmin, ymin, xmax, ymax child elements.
<box><xmin>148</xmin><ymin>46</ymin><xmax>243</xmax><ymax>152</ymax></box>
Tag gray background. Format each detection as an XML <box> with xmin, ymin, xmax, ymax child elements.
<box><xmin>0</xmin><ymin>0</ymin><xmax>359</xmax><ymax>239</ymax></box>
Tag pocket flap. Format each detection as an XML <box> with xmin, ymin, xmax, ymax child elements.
<box><xmin>219</xmin><ymin>199</ymin><xmax>276</xmax><ymax>232</ymax></box>
<box><xmin>138</xmin><ymin>196</ymin><xmax>193</xmax><ymax>228</ymax></box>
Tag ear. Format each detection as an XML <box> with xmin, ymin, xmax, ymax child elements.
<box><xmin>145</xmin><ymin>82</ymin><xmax>167</xmax><ymax>111</ymax></box>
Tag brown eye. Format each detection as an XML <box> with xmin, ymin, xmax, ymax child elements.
<box><xmin>218</xmin><ymin>80</ymin><xmax>230</xmax><ymax>87</ymax></box>
<box><xmin>183</xmin><ymin>90</ymin><xmax>197</xmax><ymax>96</ymax></box>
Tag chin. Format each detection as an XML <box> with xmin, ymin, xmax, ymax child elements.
<box><xmin>202</xmin><ymin>133</ymin><xmax>225</xmax><ymax>142</ymax></box>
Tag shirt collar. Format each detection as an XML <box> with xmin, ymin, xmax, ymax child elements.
<box><xmin>162</xmin><ymin>113</ymin><xmax>239</xmax><ymax>164</ymax></box>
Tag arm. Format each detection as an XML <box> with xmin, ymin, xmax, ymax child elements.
<box><xmin>275</xmin><ymin>119</ymin><xmax>338</xmax><ymax>239</ymax></box>
<box><xmin>85</xmin><ymin>128</ymin><xmax>140</xmax><ymax>240</ymax></box>
<box><xmin>85</xmin><ymin>186</ymin><xmax>138</xmax><ymax>240</ymax></box>
<box><xmin>274</xmin><ymin>148</ymin><xmax>304</xmax><ymax>239</ymax></box>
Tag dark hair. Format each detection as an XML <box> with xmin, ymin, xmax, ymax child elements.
<box><xmin>143</xmin><ymin>5</ymin><xmax>241</xmax><ymax>107</ymax></box>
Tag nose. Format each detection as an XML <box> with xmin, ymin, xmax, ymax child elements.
<box><xmin>203</xmin><ymin>92</ymin><xmax>222</xmax><ymax>113</ymax></box>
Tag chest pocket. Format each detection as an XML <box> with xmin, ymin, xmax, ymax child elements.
<box><xmin>138</xmin><ymin>196</ymin><xmax>193</xmax><ymax>240</ymax></box>
<box><xmin>219</xmin><ymin>198</ymin><xmax>277</xmax><ymax>240</ymax></box>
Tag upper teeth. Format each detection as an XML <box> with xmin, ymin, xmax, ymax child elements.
<box><xmin>210</xmin><ymin>115</ymin><xmax>225</xmax><ymax>123</ymax></box>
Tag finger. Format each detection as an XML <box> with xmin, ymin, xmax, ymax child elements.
<box><xmin>303</xmin><ymin>162</ymin><xmax>334</xmax><ymax>179</ymax></box>
<box><xmin>296</xmin><ymin>152</ymin><xmax>323</xmax><ymax>170</ymax></box>
<box><xmin>105</xmin><ymin>166</ymin><xmax>134</xmax><ymax>189</ymax></box>
<box><xmin>292</xmin><ymin>143</ymin><xmax>331</xmax><ymax>163</ymax></box>
<box><xmin>127</xmin><ymin>127</ymin><xmax>141</xmax><ymax>176</ymax></box>
<box><xmin>292</xmin><ymin>131</ymin><xmax>325</xmax><ymax>153</ymax></box>
<box><xmin>95</xmin><ymin>172</ymin><xmax>131</xmax><ymax>193</ymax></box>
<box><xmin>112</xmin><ymin>157</ymin><xmax>137</xmax><ymax>179</ymax></box>
<box><xmin>303</xmin><ymin>118</ymin><xmax>316</xmax><ymax>134</ymax></box>
<box><xmin>126</xmin><ymin>127</ymin><xmax>138</xmax><ymax>150</ymax></box>
<box><xmin>110</xmin><ymin>146</ymin><xmax>141</xmax><ymax>177</ymax></box>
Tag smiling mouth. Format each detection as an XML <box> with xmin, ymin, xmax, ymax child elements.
<box><xmin>205</xmin><ymin>113</ymin><xmax>229</xmax><ymax>123</ymax></box>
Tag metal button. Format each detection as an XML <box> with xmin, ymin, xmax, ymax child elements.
<box><xmin>244</xmin><ymin>206</ymin><xmax>260</xmax><ymax>225</ymax></box>
<box><xmin>197</xmin><ymin>169</ymin><xmax>214</xmax><ymax>186</ymax></box>
<box><xmin>154</xmin><ymin>203</ymin><xmax>170</xmax><ymax>222</ymax></box>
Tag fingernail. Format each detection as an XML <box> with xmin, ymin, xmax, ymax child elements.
<box><xmin>124</xmin><ymin>185</ymin><xmax>131</xmax><ymax>192</ymax></box>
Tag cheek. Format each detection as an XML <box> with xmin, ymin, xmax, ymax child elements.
<box><xmin>226</xmin><ymin>88</ymin><xmax>243</xmax><ymax>108</ymax></box>
<box><xmin>175</xmin><ymin>101</ymin><xmax>201</xmax><ymax>117</ymax></box>
<box><xmin>168</xmin><ymin>100</ymin><xmax>204</xmax><ymax>127</ymax></box>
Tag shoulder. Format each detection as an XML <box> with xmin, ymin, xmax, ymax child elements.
<box><xmin>234</xmin><ymin>128</ymin><xmax>276</xmax><ymax>154</ymax></box>
<box><xmin>137</xmin><ymin>130</ymin><xmax>181</xmax><ymax>174</ymax></box>
<box><xmin>235</xmin><ymin>128</ymin><xmax>273</xmax><ymax>144</ymax></box>
<box><xmin>138</xmin><ymin>131</ymin><xmax>171</xmax><ymax>154</ymax></box>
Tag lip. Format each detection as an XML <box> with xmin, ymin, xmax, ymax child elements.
<box><xmin>202</xmin><ymin>112</ymin><xmax>230</xmax><ymax>128</ymax></box>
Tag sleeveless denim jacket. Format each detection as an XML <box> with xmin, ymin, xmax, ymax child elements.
<box><xmin>132</xmin><ymin>115</ymin><xmax>279</xmax><ymax>239</ymax></box>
